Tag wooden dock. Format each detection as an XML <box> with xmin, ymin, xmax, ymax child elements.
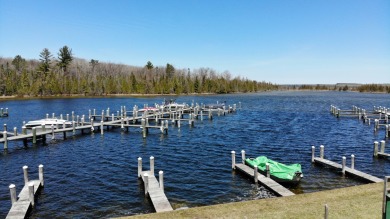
<box><xmin>138</xmin><ymin>157</ymin><xmax>173</xmax><ymax>212</ymax></box>
<box><xmin>312</xmin><ymin>146</ymin><xmax>383</xmax><ymax>183</ymax></box>
<box><xmin>231</xmin><ymin>151</ymin><xmax>295</xmax><ymax>197</ymax></box>
<box><xmin>1</xmin><ymin>102</ymin><xmax>238</xmax><ymax>149</ymax></box>
<box><xmin>6</xmin><ymin>165</ymin><xmax>44</xmax><ymax>219</ymax></box>
<box><xmin>234</xmin><ymin>163</ymin><xmax>295</xmax><ymax>197</ymax></box>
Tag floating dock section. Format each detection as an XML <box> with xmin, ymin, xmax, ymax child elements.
<box><xmin>138</xmin><ymin>156</ymin><xmax>173</xmax><ymax>213</ymax></box>
<box><xmin>6</xmin><ymin>165</ymin><xmax>44</xmax><ymax>219</ymax></box>
<box><xmin>312</xmin><ymin>145</ymin><xmax>383</xmax><ymax>183</ymax></box>
<box><xmin>231</xmin><ymin>150</ymin><xmax>295</xmax><ymax>197</ymax></box>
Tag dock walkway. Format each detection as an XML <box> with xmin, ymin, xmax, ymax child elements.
<box><xmin>234</xmin><ymin>163</ymin><xmax>295</xmax><ymax>196</ymax></box>
<box><xmin>138</xmin><ymin>157</ymin><xmax>173</xmax><ymax>213</ymax></box>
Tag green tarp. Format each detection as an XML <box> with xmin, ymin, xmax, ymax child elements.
<box><xmin>245</xmin><ymin>156</ymin><xmax>302</xmax><ymax>181</ymax></box>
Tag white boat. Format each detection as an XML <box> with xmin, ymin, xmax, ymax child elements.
<box><xmin>25</xmin><ymin>118</ymin><xmax>72</xmax><ymax>129</ymax></box>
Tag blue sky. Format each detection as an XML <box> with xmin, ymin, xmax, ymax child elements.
<box><xmin>1</xmin><ymin>0</ymin><xmax>389</xmax><ymax>84</ymax></box>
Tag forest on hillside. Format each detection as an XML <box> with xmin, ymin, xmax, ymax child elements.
<box><xmin>0</xmin><ymin>46</ymin><xmax>277</xmax><ymax>97</ymax></box>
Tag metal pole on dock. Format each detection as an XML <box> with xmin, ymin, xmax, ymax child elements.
<box><xmin>374</xmin><ymin>141</ymin><xmax>379</xmax><ymax>157</ymax></box>
<box><xmin>22</xmin><ymin>126</ymin><xmax>26</xmax><ymax>135</ymax></box>
<box><xmin>23</xmin><ymin>165</ymin><xmax>29</xmax><ymax>185</ymax></box>
<box><xmin>100</xmin><ymin>121</ymin><xmax>104</xmax><ymax>135</ymax></box>
<box><xmin>241</xmin><ymin>150</ymin><xmax>245</xmax><ymax>164</ymax></box>
<box><xmin>351</xmin><ymin>154</ymin><xmax>355</xmax><ymax>169</ymax></box>
<box><xmin>231</xmin><ymin>151</ymin><xmax>236</xmax><ymax>169</ymax></box>
<box><xmin>13</xmin><ymin>127</ymin><xmax>17</xmax><ymax>136</ymax></box>
<box><xmin>320</xmin><ymin>145</ymin><xmax>324</xmax><ymax>158</ymax></box>
<box><xmin>342</xmin><ymin>156</ymin><xmax>346</xmax><ymax>174</ymax></box>
<box><xmin>159</xmin><ymin>170</ymin><xmax>164</xmax><ymax>192</ymax></box>
<box><xmin>9</xmin><ymin>184</ymin><xmax>16</xmax><ymax>204</ymax></box>
<box><xmin>138</xmin><ymin>157</ymin><xmax>142</xmax><ymax>177</ymax></box>
<box><xmin>51</xmin><ymin>125</ymin><xmax>55</xmax><ymax>140</ymax></box>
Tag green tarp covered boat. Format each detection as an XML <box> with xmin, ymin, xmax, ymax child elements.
<box><xmin>245</xmin><ymin>156</ymin><xmax>303</xmax><ymax>184</ymax></box>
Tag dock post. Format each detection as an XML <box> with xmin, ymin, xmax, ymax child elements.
<box><xmin>100</xmin><ymin>121</ymin><xmax>104</xmax><ymax>135</ymax></box>
<box><xmin>141</xmin><ymin>119</ymin><xmax>146</xmax><ymax>138</ymax></box>
<box><xmin>374</xmin><ymin>141</ymin><xmax>379</xmax><ymax>157</ymax></box>
<box><xmin>266</xmin><ymin>163</ymin><xmax>270</xmax><ymax>178</ymax></box>
<box><xmin>91</xmin><ymin>119</ymin><xmax>94</xmax><ymax>131</ymax></box>
<box><xmin>144</xmin><ymin>173</ymin><xmax>149</xmax><ymax>196</ymax></box>
<box><xmin>23</xmin><ymin>165</ymin><xmax>29</xmax><ymax>185</ymax></box>
<box><xmin>311</xmin><ymin>146</ymin><xmax>315</xmax><ymax>163</ymax></box>
<box><xmin>32</xmin><ymin>127</ymin><xmax>37</xmax><ymax>144</ymax></box>
<box><xmin>231</xmin><ymin>151</ymin><xmax>236</xmax><ymax>169</ymax></box>
<box><xmin>89</xmin><ymin>110</ymin><xmax>91</xmax><ymax>118</ymax></box>
<box><xmin>4</xmin><ymin>123</ymin><xmax>7</xmax><ymax>132</ymax></box>
<box><xmin>375</xmin><ymin>119</ymin><xmax>379</xmax><ymax>131</ymax></box>
<box><xmin>159</xmin><ymin>170</ymin><xmax>164</xmax><ymax>192</ymax></box>
<box><xmin>200</xmin><ymin>111</ymin><xmax>203</xmax><ymax>121</ymax></box>
<box><xmin>320</xmin><ymin>145</ymin><xmax>324</xmax><ymax>158</ymax></box>
<box><xmin>150</xmin><ymin>156</ymin><xmax>154</xmax><ymax>175</ymax></box>
<box><xmin>22</xmin><ymin>126</ymin><xmax>26</xmax><ymax>135</ymax></box>
<box><xmin>13</xmin><ymin>127</ymin><xmax>17</xmax><ymax>136</ymax></box>
<box><xmin>324</xmin><ymin>204</ymin><xmax>329</xmax><ymax>219</ymax></box>
<box><xmin>9</xmin><ymin>184</ymin><xmax>16</xmax><ymax>204</ymax></box>
<box><xmin>138</xmin><ymin>157</ymin><xmax>142</xmax><ymax>177</ymax></box>
<box><xmin>112</xmin><ymin>113</ymin><xmax>114</xmax><ymax>121</ymax></box>
<box><xmin>72</xmin><ymin>121</ymin><xmax>76</xmax><ymax>134</ymax></box>
<box><xmin>342</xmin><ymin>156</ymin><xmax>346</xmax><ymax>174</ymax></box>
<box><xmin>29</xmin><ymin>182</ymin><xmax>35</xmax><ymax>206</ymax></box>
<box><xmin>51</xmin><ymin>125</ymin><xmax>55</xmax><ymax>140</ymax></box>
<box><xmin>241</xmin><ymin>150</ymin><xmax>245</xmax><ymax>164</ymax></box>
<box><xmin>337</xmin><ymin>109</ymin><xmax>340</xmax><ymax>118</ymax></box>
<box><xmin>254</xmin><ymin>165</ymin><xmax>258</xmax><ymax>183</ymax></box>
<box><xmin>121</xmin><ymin>118</ymin><xmax>124</xmax><ymax>130</ymax></box>
<box><xmin>39</xmin><ymin>164</ymin><xmax>44</xmax><ymax>186</ymax></box>
<box><xmin>60</xmin><ymin>114</ymin><xmax>63</xmax><ymax>120</ymax></box>
<box><xmin>351</xmin><ymin>154</ymin><xmax>355</xmax><ymax>169</ymax></box>
<box><xmin>3</xmin><ymin>131</ymin><xmax>7</xmax><ymax>149</ymax></box>
<box><xmin>52</xmin><ymin>113</ymin><xmax>55</xmax><ymax>119</ymax></box>
<box><xmin>368</xmin><ymin>118</ymin><xmax>371</xmax><ymax>126</ymax></box>
<box><xmin>386</xmin><ymin>125</ymin><xmax>389</xmax><ymax>138</ymax></box>
<box><xmin>381</xmin><ymin>140</ymin><xmax>386</xmax><ymax>153</ymax></box>
<box><xmin>66</xmin><ymin>114</ymin><xmax>69</xmax><ymax>121</ymax></box>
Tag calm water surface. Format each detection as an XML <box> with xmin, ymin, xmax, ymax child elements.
<box><xmin>0</xmin><ymin>91</ymin><xmax>389</xmax><ymax>218</ymax></box>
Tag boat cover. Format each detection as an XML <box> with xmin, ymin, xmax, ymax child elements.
<box><xmin>245</xmin><ymin>156</ymin><xmax>302</xmax><ymax>180</ymax></box>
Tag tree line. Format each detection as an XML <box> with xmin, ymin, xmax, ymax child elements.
<box><xmin>0</xmin><ymin>46</ymin><xmax>278</xmax><ymax>97</ymax></box>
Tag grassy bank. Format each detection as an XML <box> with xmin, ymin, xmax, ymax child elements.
<box><xmin>117</xmin><ymin>182</ymin><xmax>384</xmax><ymax>219</ymax></box>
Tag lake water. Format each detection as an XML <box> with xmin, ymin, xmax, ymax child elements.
<box><xmin>0</xmin><ymin>91</ymin><xmax>389</xmax><ymax>218</ymax></box>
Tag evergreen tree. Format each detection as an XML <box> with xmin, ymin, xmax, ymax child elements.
<box><xmin>58</xmin><ymin>46</ymin><xmax>73</xmax><ymax>73</ymax></box>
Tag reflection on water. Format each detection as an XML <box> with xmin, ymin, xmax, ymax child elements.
<box><xmin>0</xmin><ymin>91</ymin><xmax>389</xmax><ymax>218</ymax></box>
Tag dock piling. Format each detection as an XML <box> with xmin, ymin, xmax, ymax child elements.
<box><xmin>32</xmin><ymin>127</ymin><xmax>36</xmax><ymax>144</ymax></box>
<box><xmin>23</xmin><ymin>165</ymin><xmax>29</xmax><ymax>185</ymax></box>
<box><xmin>374</xmin><ymin>141</ymin><xmax>379</xmax><ymax>157</ymax></box>
<box><xmin>39</xmin><ymin>164</ymin><xmax>44</xmax><ymax>186</ymax></box>
<box><xmin>241</xmin><ymin>150</ymin><xmax>245</xmax><ymax>164</ymax></box>
<box><xmin>159</xmin><ymin>170</ymin><xmax>164</xmax><ymax>192</ymax></box>
<box><xmin>320</xmin><ymin>145</ymin><xmax>324</xmax><ymax>158</ymax></box>
<box><xmin>3</xmin><ymin>131</ymin><xmax>7</xmax><ymax>149</ymax></box>
<box><xmin>381</xmin><ymin>140</ymin><xmax>386</xmax><ymax>153</ymax></box>
<box><xmin>231</xmin><ymin>151</ymin><xmax>236</xmax><ymax>169</ymax></box>
<box><xmin>254</xmin><ymin>165</ymin><xmax>258</xmax><ymax>183</ymax></box>
<box><xmin>9</xmin><ymin>184</ymin><xmax>16</xmax><ymax>204</ymax></box>
<box><xmin>266</xmin><ymin>163</ymin><xmax>270</xmax><ymax>178</ymax></box>
<box><xmin>351</xmin><ymin>154</ymin><xmax>355</xmax><ymax>169</ymax></box>
<box><xmin>29</xmin><ymin>182</ymin><xmax>35</xmax><ymax>206</ymax></box>
<box><xmin>144</xmin><ymin>173</ymin><xmax>149</xmax><ymax>195</ymax></box>
<box><xmin>324</xmin><ymin>204</ymin><xmax>329</xmax><ymax>219</ymax></box>
<box><xmin>311</xmin><ymin>146</ymin><xmax>315</xmax><ymax>163</ymax></box>
<box><xmin>138</xmin><ymin>157</ymin><xmax>142</xmax><ymax>177</ymax></box>
<box><xmin>150</xmin><ymin>156</ymin><xmax>155</xmax><ymax>175</ymax></box>
<box><xmin>342</xmin><ymin>156</ymin><xmax>346</xmax><ymax>174</ymax></box>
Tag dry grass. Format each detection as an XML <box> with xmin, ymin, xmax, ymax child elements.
<box><xmin>116</xmin><ymin>182</ymin><xmax>384</xmax><ymax>219</ymax></box>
